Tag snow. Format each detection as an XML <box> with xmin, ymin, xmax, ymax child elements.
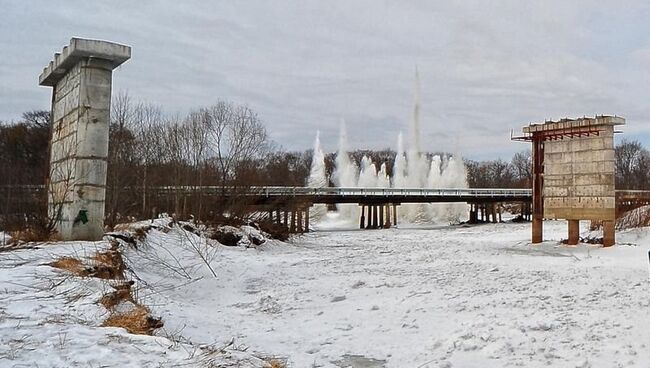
<box><xmin>2</xmin><ymin>218</ymin><xmax>650</xmax><ymax>367</ymax></box>
<box><xmin>0</xmin><ymin>237</ymin><xmax>280</xmax><ymax>367</ymax></box>
<box><xmin>1</xmin><ymin>231</ymin><xmax>11</xmax><ymax>246</ymax></box>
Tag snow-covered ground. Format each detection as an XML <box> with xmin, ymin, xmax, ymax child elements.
<box><xmin>2</xmin><ymin>217</ymin><xmax>650</xmax><ymax>367</ymax></box>
<box><xmin>0</xmin><ymin>230</ymin><xmax>283</xmax><ymax>367</ymax></box>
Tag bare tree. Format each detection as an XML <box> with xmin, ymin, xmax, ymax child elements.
<box><xmin>616</xmin><ymin>139</ymin><xmax>650</xmax><ymax>189</ymax></box>
<box><xmin>185</xmin><ymin>109</ymin><xmax>211</xmax><ymax>220</ymax></box>
<box><xmin>511</xmin><ymin>150</ymin><xmax>532</xmax><ymax>188</ymax></box>
<box><xmin>107</xmin><ymin>91</ymin><xmax>137</xmax><ymax>226</ymax></box>
<box><xmin>132</xmin><ymin>103</ymin><xmax>165</xmax><ymax>217</ymax></box>
<box><xmin>207</xmin><ymin>102</ymin><xmax>268</xmax><ymax>187</ymax></box>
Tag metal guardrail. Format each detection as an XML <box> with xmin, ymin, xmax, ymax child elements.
<box><xmin>139</xmin><ymin>186</ymin><xmax>531</xmax><ymax>197</ymax></box>
<box><xmin>247</xmin><ymin>186</ymin><xmax>532</xmax><ymax>197</ymax></box>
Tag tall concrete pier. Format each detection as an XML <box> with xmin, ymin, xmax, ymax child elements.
<box><xmin>39</xmin><ymin>38</ymin><xmax>131</xmax><ymax>240</ymax></box>
<box><xmin>514</xmin><ymin>116</ymin><xmax>624</xmax><ymax>247</ymax></box>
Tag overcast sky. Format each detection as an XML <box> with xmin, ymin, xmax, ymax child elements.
<box><xmin>2</xmin><ymin>1</ymin><xmax>650</xmax><ymax>159</ymax></box>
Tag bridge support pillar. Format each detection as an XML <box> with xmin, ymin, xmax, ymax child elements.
<box><xmin>469</xmin><ymin>204</ymin><xmax>478</xmax><ymax>223</ymax></box>
<box><xmin>366</xmin><ymin>206</ymin><xmax>370</xmax><ymax>229</ymax></box>
<box><xmin>290</xmin><ymin>210</ymin><xmax>296</xmax><ymax>233</ymax></box>
<box><xmin>374</xmin><ymin>205</ymin><xmax>380</xmax><ymax>229</ymax></box>
<box><xmin>393</xmin><ymin>204</ymin><xmax>398</xmax><ymax>226</ymax></box>
<box><xmin>360</xmin><ymin>205</ymin><xmax>366</xmax><ymax>229</ymax></box>
<box><xmin>304</xmin><ymin>206</ymin><xmax>310</xmax><ymax>232</ymax></box>
<box><xmin>296</xmin><ymin>209</ymin><xmax>303</xmax><ymax>233</ymax></box>
<box><xmin>41</xmin><ymin>38</ymin><xmax>131</xmax><ymax>240</ymax></box>
<box><xmin>369</xmin><ymin>205</ymin><xmax>375</xmax><ymax>229</ymax></box>
<box><xmin>603</xmin><ymin>220</ymin><xmax>615</xmax><ymax>247</ymax></box>
<box><xmin>379</xmin><ymin>204</ymin><xmax>384</xmax><ymax>229</ymax></box>
<box><xmin>567</xmin><ymin>220</ymin><xmax>579</xmax><ymax>245</ymax></box>
<box><xmin>384</xmin><ymin>204</ymin><xmax>391</xmax><ymax>228</ymax></box>
<box><xmin>276</xmin><ymin>210</ymin><xmax>281</xmax><ymax>225</ymax></box>
<box><xmin>532</xmin><ymin>216</ymin><xmax>543</xmax><ymax>243</ymax></box>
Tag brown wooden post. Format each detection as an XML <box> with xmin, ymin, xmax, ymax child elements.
<box><xmin>568</xmin><ymin>219</ymin><xmax>579</xmax><ymax>245</ymax></box>
<box><xmin>304</xmin><ymin>206</ymin><xmax>310</xmax><ymax>232</ymax></box>
<box><xmin>532</xmin><ymin>136</ymin><xmax>544</xmax><ymax>243</ymax></box>
<box><xmin>603</xmin><ymin>220</ymin><xmax>615</xmax><ymax>247</ymax></box>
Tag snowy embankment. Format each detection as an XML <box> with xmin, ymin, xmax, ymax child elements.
<box><xmin>0</xmin><ymin>219</ymin><xmax>283</xmax><ymax>367</ymax></box>
<box><xmin>2</xmin><ymin>217</ymin><xmax>650</xmax><ymax>367</ymax></box>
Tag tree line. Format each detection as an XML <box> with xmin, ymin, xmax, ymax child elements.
<box><xmin>1</xmin><ymin>96</ymin><xmax>649</xmax><ymax>227</ymax></box>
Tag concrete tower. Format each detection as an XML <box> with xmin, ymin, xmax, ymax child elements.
<box><xmin>39</xmin><ymin>38</ymin><xmax>131</xmax><ymax>240</ymax></box>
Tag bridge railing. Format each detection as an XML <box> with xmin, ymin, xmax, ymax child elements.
<box><xmin>254</xmin><ymin>186</ymin><xmax>533</xmax><ymax>197</ymax></box>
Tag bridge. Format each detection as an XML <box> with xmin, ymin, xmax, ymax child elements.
<box><xmin>158</xmin><ymin>186</ymin><xmax>533</xmax><ymax>204</ymax></box>
<box><xmin>149</xmin><ymin>186</ymin><xmax>650</xmax><ymax>232</ymax></box>
<box><xmin>3</xmin><ymin>185</ymin><xmax>650</xmax><ymax>233</ymax></box>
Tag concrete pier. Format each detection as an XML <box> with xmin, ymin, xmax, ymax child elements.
<box><xmin>516</xmin><ymin>116</ymin><xmax>624</xmax><ymax>246</ymax></box>
<box><xmin>40</xmin><ymin>38</ymin><xmax>131</xmax><ymax>240</ymax></box>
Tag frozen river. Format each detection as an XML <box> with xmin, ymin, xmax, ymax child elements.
<box><xmin>150</xmin><ymin>219</ymin><xmax>650</xmax><ymax>367</ymax></box>
<box><xmin>3</xmin><ymin>218</ymin><xmax>650</xmax><ymax>367</ymax></box>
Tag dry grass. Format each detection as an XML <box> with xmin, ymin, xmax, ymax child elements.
<box><xmin>47</xmin><ymin>239</ymin><xmax>164</xmax><ymax>336</ymax></box>
<box><xmin>100</xmin><ymin>287</ymin><xmax>133</xmax><ymax>310</ymax></box>
<box><xmin>49</xmin><ymin>241</ymin><xmax>127</xmax><ymax>280</ymax></box>
<box><xmin>101</xmin><ymin>305</ymin><xmax>163</xmax><ymax>335</ymax></box>
<box><xmin>90</xmin><ymin>243</ymin><xmax>126</xmax><ymax>279</ymax></box>
<box><xmin>265</xmin><ymin>359</ymin><xmax>287</xmax><ymax>368</ymax></box>
<box><xmin>49</xmin><ymin>257</ymin><xmax>86</xmax><ymax>275</ymax></box>
<box><xmin>10</xmin><ymin>228</ymin><xmax>61</xmax><ymax>244</ymax></box>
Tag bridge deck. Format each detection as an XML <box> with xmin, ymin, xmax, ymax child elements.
<box><xmin>232</xmin><ymin>187</ymin><xmax>533</xmax><ymax>204</ymax></box>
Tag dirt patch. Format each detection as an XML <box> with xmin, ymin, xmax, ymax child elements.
<box><xmin>211</xmin><ymin>226</ymin><xmax>243</xmax><ymax>246</ymax></box>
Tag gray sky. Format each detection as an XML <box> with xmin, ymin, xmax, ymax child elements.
<box><xmin>2</xmin><ymin>1</ymin><xmax>650</xmax><ymax>159</ymax></box>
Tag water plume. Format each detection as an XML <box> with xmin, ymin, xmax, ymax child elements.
<box><xmin>306</xmin><ymin>69</ymin><xmax>469</xmax><ymax>226</ymax></box>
